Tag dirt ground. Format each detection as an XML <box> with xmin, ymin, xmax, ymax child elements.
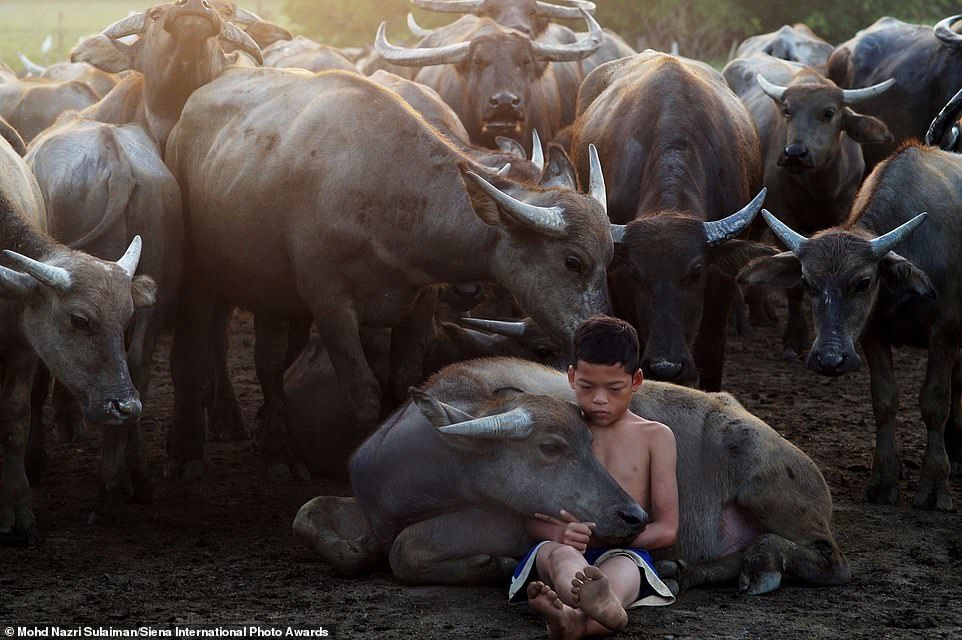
<box><xmin>3</xmin><ymin>309</ymin><xmax>961</xmax><ymax>639</ymax></box>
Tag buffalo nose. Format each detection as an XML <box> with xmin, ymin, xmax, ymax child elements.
<box><xmin>489</xmin><ymin>91</ymin><xmax>521</xmax><ymax>109</ymax></box>
<box><xmin>617</xmin><ymin>505</ymin><xmax>648</xmax><ymax>530</ymax></box>
<box><xmin>784</xmin><ymin>143</ymin><xmax>808</xmax><ymax>158</ymax></box>
<box><xmin>111</xmin><ymin>397</ymin><xmax>142</xmax><ymax>422</ymax></box>
<box><xmin>815</xmin><ymin>352</ymin><xmax>845</xmax><ymax>371</ymax></box>
<box><xmin>647</xmin><ymin>360</ymin><xmax>683</xmax><ymax>380</ymax></box>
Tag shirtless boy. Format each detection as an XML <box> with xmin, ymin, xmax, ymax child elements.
<box><xmin>507</xmin><ymin>316</ymin><xmax>679</xmax><ymax>639</ymax></box>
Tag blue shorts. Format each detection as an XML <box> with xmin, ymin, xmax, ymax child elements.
<box><xmin>507</xmin><ymin>541</ymin><xmax>675</xmax><ymax>608</ymax></box>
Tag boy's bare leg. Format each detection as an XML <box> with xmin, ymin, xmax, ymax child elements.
<box><xmin>571</xmin><ymin>558</ymin><xmax>640</xmax><ymax>632</ymax></box>
<box><xmin>535</xmin><ymin>542</ymin><xmax>589</xmax><ymax>606</ymax></box>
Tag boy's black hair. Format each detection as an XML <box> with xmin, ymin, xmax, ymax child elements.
<box><xmin>571</xmin><ymin>315</ymin><xmax>640</xmax><ymax>374</ymax></box>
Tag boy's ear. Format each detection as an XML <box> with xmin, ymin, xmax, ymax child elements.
<box><xmin>567</xmin><ymin>364</ymin><xmax>576</xmax><ymax>389</ymax></box>
<box><xmin>631</xmin><ymin>368</ymin><xmax>643</xmax><ymax>391</ymax></box>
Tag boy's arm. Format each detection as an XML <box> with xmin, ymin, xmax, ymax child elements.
<box><xmin>628</xmin><ymin>425</ymin><xmax>679</xmax><ymax>550</ymax></box>
<box><xmin>525</xmin><ymin>511</ymin><xmax>596</xmax><ymax>552</ymax></box>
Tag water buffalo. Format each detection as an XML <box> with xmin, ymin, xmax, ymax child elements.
<box><xmin>733</xmin><ymin>24</ymin><xmax>833</xmax><ymax>68</ymax></box>
<box><xmin>925</xmin><ymin>85</ymin><xmax>962</xmax><ymax>152</ymax></box>
<box><xmin>16</xmin><ymin>55</ymin><xmax>118</xmax><ymax>99</ymax></box>
<box><xmin>70</xmin><ymin>0</ymin><xmax>263</xmax><ymax>152</ymax></box>
<box><xmin>293</xmin><ymin>358</ymin><xmax>850</xmax><ymax>594</ymax></box>
<box><xmin>570</xmin><ymin>51</ymin><xmax>771</xmax><ymax>390</ymax></box>
<box><xmin>208</xmin><ymin>0</ymin><xmax>292</xmax><ymax>49</ymax></box>
<box><xmin>25</xmin><ymin>118</ymin><xmax>183</xmax><ymax>522</ymax></box>
<box><xmin>262</xmin><ymin>37</ymin><xmax>357</xmax><ymax>73</ymax></box>
<box><xmin>0</xmin><ymin>135</ymin><xmax>155</xmax><ymax>545</ymax></box>
<box><xmin>827</xmin><ymin>15</ymin><xmax>962</xmax><ymax>171</ymax></box>
<box><xmin>164</xmin><ymin>69</ymin><xmax>613</xmax><ymax>479</ymax></box>
<box><xmin>375</xmin><ymin>10</ymin><xmax>603</xmax><ymax>149</ymax></box>
<box><xmin>0</xmin><ymin>77</ymin><xmax>99</xmax><ymax>143</ymax></box>
<box><xmin>740</xmin><ymin>142</ymin><xmax>962</xmax><ymax>511</ymax></box>
<box><xmin>723</xmin><ymin>55</ymin><xmax>893</xmax><ymax>357</ymax></box>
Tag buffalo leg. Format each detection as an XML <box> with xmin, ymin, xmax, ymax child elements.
<box><xmin>285</xmin><ymin>318</ymin><xmax>312</xmax><ymax>369</ymax></box>
<box><xmin>913</xmin><ymin>325</ymin><xmax>958</xmax><ymax>511</ymax></box>
<box><xmin>861</xmin><ymin>330</ymin><xmax>902</xmax><ymax>505</ymax></box>
<box><xmin>312</xmin><ymin>303</ymin><xmax>381</xmax><ymax>431</ymax></box>
<box><xmin>168</xmin><ymin>281</ymin><xmax>218</xmax><ymax>480</ymax></box>
<box><xmin>946</xmin><ymin>357</ymin><xmax>962</xmax><ymax>478</ymax></box>
<box><xmin>25</xmin><ymin>364</ymin><xmax>49</xmax><ymax>485</ymax></box>
<box><xmin>0</xmin><ymin>350</ymin><xmax>39</xmax><ymax>546</ymax></box>
<box><xmin>388</xmin><ymin>508</ymin><xmax>529</xmax><ymax>585</ymax></box>
<box><xmin>292</xmin><ymin>496</ymin><xmax>381</xmax><ymax>575</ymax></box>
<box><xmin>254</xmin><ymin>315</ymin><xmax>308</xmax><ymax>480</ymax></box>
<box><xmin>744</xmin><ymin>284</ymin><xmax>777</xmax><ymax>329</ymax></box>
<box><xmin>781</xmin><ymin>284</ymin><xmax>808</xmax><ymax>361</ymax></box>
<box><xmin>52</xmin><ymin>381</ymin><xmax>86</xmax><ymax>442</ymax></box>
<box><xmin>89</xmin><ymin>426</ymin><xmax>130</xmax><ymax>526</ymax></box>
<box><xmin>206</xmin><ymin>303</ymin><xmax>248</xmax><ymax>442</ymax></box>
<box><xmin>693</xmin><ymin>270</ymin><xmax>736</xmax><ymax>391</ymax></box>
<box><xmin>388</xmin><ymin>287</ymin><xmax>437</xmax><ymax>404</ymax></box>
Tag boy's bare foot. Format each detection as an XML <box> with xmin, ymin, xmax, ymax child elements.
<box><xmin>528</xmin><ymin>581</ymin><xmax>587</xmax><ymax>640</ymax></box>
<box><xmin>570</xmin><ymin>566</ymin><xmax>629</xmax><ymax>631</ymax></box>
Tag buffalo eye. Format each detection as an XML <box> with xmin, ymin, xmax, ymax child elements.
<box><xmin>688</xmin><ymin>262</ymin><xmax>705</xmax><ymax>283</ymax></box>
<box><xmin>538</xmin><ymin>440</ymin><xmax>568</xmax><ymax>458</ymax></box>
<box><xmin>782</xmin><ymin>107</ymin><xmax>791</xmax><ymax>119</ymax></box>
<box><xmin>565</xmin><ymin>255</ymin><xmax>584</xmax><ymax>274</ymax></box>
<box><xmin>69</xmin><ymin>314</ymin><xmax>90</xmax><ymax>330</ymax></box>
<box><xmin>823</xmin><ymin>108</ymin><xmax>836</xmax><ymax>120</ymax></box>
<box><xmin>850</xmin><ymin>277</ymin><xmax>872</xmax><ymax>294</ymax></box>
<box><xmin>534</xmin><ymin>345</ymin><xmax>555</xmax><ymax>360</ymax></box>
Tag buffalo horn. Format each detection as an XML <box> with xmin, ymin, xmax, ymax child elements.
<box><xmin>17</xmin><ymin>52</ymin><xmax>46</xmax><ymax>76</ymax></box>
<box><xmin>531</xmin><ymin>130</ymin><xmax>545</xmax><ymax>172</ymax></box>
<box><xmin>410</xmin><ymin>0</ymin><xmax>485</xmax><ymax>14</ymax></box>
<box><xmin>532</xmin><ymin>9</ymin><xmax>603</xmax><ymax>62</ymax></box>
<box><xmin>230</xmin><ymin>5</ymin><xmax>264</xmax><ymax>26</ymax></box>
<box><xmin>869</xmin><ymin>212</ymin><xmax>928</xmax><ymax>257</ymax></box>
<box><xmin>437</xmin><ymin>400</ymin><xmax>476</xmax><ymax>424</ymax></box>
<box><xmin>935</xmin><ymin>15</ymin><xmax>962</xmax><ymax>48</ymax></box>
<box><xmin>926</xmin><ymin>86</ymin><xmax>962</xmax><ymax>147</ymax></box>
<box><xmin>2</xmin><ymin>251</ymin><xmax>72</xmax><ymax>290</ymax></box>
<box><xmin>761</xmin><ymin>209</ymin><xmax>808</xmax><ymax>254</ymax></box>
<box><xmin>220</xmin><ymin>21</ymin><xmax>264</xmax><ymax>64</ymax></box>
<box><xmin>703</xmin><ymin>188</ymin><xmax>767</xmax><ymax>246</ymax></box>
<box><xmin>103</xmin><ymin>12</ymin><xmax>148</xmax><ymax>39</ymax></box>
<box><xmin>407</xmin><ymin>13</ymin><xmax>436</xmax><ymax>38</ymax></box>
<box><xmin>535</xmin><ymin>0</ymin><xmax>596</xmax><ymax>20</ymax></box>
<box><xmin>460</xmin><ymin>317</ymin><xmax>528</xmax><ymax>337</ymax></box>
<box><xmin>610</xmin><ymin>224</ymin><xmax>626</xmax><ymax>243</ymax></box>
<box><xmin>496</xmin><ymin>163</ymin><xmax>512</xmax><ymax>176</ymax></box>
<box><xmin>756</xmin><ymin>74</ymin><xmax>787</xmax><ymax>101</ymax></box>
<box><xmin>588</xmin><ymin>144</ymin><xmax>607</xmax><ymax>213</ymax></box>
<box><xmin>116</xmin><ymin>235</ymin><xmax>143</xmax><ymax>277</ymax></box>
<box><xmin>840</xmin><ymin>79</ymin><xmax>895</xmax><ymax>105</ymax></box>
<box><xmin>438</xmin><ymin>407</ymin><xmax>534</xmax><ymax>439</ymax></box>
<box><xmin>464</xmin><ymin>171</ymin><xmax>567</xmax><ymax>233</ymax></box>
<box><xmin>375</xmin><ymin>22</ymin><xmax>471</xmax><ymax>66</ymax></box>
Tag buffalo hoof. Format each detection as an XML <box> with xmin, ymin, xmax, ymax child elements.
<box><xmin>782</xmin><ymin>347</ymin><xmax>800</xmax><ymax>362</ymax></box>
<box><xmin>0</xmin><ymin>510</ymin><xmax>38</xmax><ymax>547</ymax></box>
<box><xmin>911</xmin><ymin>481</ymin><xmax>955</xmax><ymax>512</ymax></box>
<box><xmin>164</xmin><ymin>458</ymin><xmax>205</xmax><ymax>481</ymax></box>
<box><xmin>747</xmin><ymin>294</ymin><xmax>778</xmax><ymax>328</ymax></box>
<box><xmin>739</xmin><ymin>569</ymin><xmax>782</xmax><ymax>595</ymax></box>
<box><xmin>293</xmin><ymin>496</ymin><xmax>380</xmax><ymax>576</ymax></box>
<box><xmin>662</xmin><ymin>578</ymin><xmax>680</xmax><ymax>596</ymax></box>
<box><xmin>865</xmin><ymin>477</ymin><xmax>900</xmax><ymax>505</ymax></box>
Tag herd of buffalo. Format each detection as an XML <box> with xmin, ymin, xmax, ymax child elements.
<box><xmin>2</xmin><ymin>0</ymin><xmax>961</xmax><ymax>598</ymax></box>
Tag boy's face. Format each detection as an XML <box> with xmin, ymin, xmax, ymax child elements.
<box><xmin>567</xmin><ymin>360</ymin><xmax>643</xmax><ymax>428</ymax></box>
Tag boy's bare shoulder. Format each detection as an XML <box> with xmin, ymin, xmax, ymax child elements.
<box><xmin>624</xmin><ymin>413</ymin><xmax>676</xmax><ymax>446</ymax></box>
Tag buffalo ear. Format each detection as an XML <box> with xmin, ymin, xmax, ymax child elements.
<box><xmin>131</xmin><ymin>275</ymin><xmax>157</xmax><ymax>308</ymax></box>
<box><xmin>460</xmin><ymin>164</ymin><xmax>503</xmax><ymax>227</ymax></box>
<box><xmin>879</xmin><ymin>252</ymin><xmax>936</xmax><ymax>299</ymax></box>
<box><xmin>737</xmin><ymin>251</ymin><xmax>802</xmax><ymax>289</ymax></box>
<box><xmin>495</xmin><ymin>136</ymin><xmax>526</xmax><ymax>160</ymax></box>
<box><xmin>711</xmin><ymin>240</ymin><xmax>778</xmax><ymax>277</ymax></box>
<box><xmin>842</xmin><ymin>109</ymin><xmax>893</xmax><ymax>145</ymax></box>
<box><xmin>539</xmin><ymin>143</ymin><xmax>578</xmax><ymax>190</ymax></box>
<box><xmin>411</xmin><ymin>388</ymin><xmax>491</xmax><ymax>453</ymax></box>
<box><xmin>71</xmin><ymin>34</ymin><xmax>140</xmax><ymax>73</ymax></box>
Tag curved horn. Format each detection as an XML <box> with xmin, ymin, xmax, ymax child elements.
<box><xmin>375</xmin><ymin>21</ymin><xmax>471</xmax><ymax>67</ymax></box>
<box><xmin>2</xmin><ymin>251</ymin><xmax>71</xmax><ymax>290</ymax></box>
<box><xmin>588</xmin><ymin>143</ymin><xmax>607</xmax><ymax>213</ymax></box>
<box><xmin>610</xmin><ymin>224</ymin><xmax>626</xmax><ymax>243</ymax></box>
<box><xmin>496</xmin><ymin>163</ymin><xmax>512</xmax><ymax>176</ymax></box>
<box><xmin>531</xmin><ymin>130</ymin><xmax>545</xmax><ymax>172</ymax></box>
<box><xmin>926</xmin><ymin>85</ymin><xmax>962</xmax><ymax>147</ymax></box>
<box><xmin>935</xmin><ymin>15</ymin><xmax>962</xmax><ymax>48</ymax></box>
<box><xmin>220</xmin><ymin>21</ymin><xmax>264</xmax><ymax>64</ymax></box>
<box><xmin>116</xmin><ymin>235</ymin><xmax>143</xmax><ymax>277</ymax></box>
<box><xmin>460</xmin><ymin>317</ymin><xmax>528</xmax><ymax>337</ymax></box>
<box><xmin>756</xmin><ymin>74</ymin><xmax>787</xmax><ymax>101</ymax></box>
<box><xmin>438</xmin><ymin>407</ymin><xmax>534</xmax><ymax>439</ymax></box>
<box><xmin>869</xmin><ymin>212</ymin><xmax>928</xmax><ymax>257</ymax></box>
<box><xmin>103</xmin><ymin>12</ymin><xmax>148</xmax><ymax>39</ymax></box>
<box><xmin>407</xmin><ymin>12</ymin><xmax>436</xmax><ymax>38</ymax></box>
<box><xmin>841</xmin><ymin>78</ymin><xmax>895</xmax><ymax>105</ymax></box>
<box><xmin>410</xmin><ymin>0</ymin><xmax>485</xmax><ymax>14</ymax></box>
<box><xmin>535</xmin><ymin>0</ymin><xmax>596</xmax><ymax>20</ymax></box>
<box><xmin>703</xmin><ymin>188</ymin><xmax>767</xmax><ymax>246</ymax></box>
<box><xmin>532</xmin><ymin>8</ymin><xmax>603</xmax><ymax>62</ymax></box>
<box><xmin>17</xmin><ymin>52</ymin><xmax>46</xmax><ymax>76</ymax></box>
<box><xmin>230</xmin><ymin>5</ymin><xmax>265</xmax><ymax>26</ymax></box>
<box><xmin>464</xmin><ymin>171</ymin><xmax>567</xmax><ymax>233</ymax></box>
<box><xmin>761</xmin><ymin>209</ymin><xmax>808</xmax><ymax>254</ymax></box>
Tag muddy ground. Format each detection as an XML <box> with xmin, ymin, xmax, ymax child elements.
<box><xmin>3</xmin><ymin>310</ymin><xmax>961</xmax><ymax>639</ymax></box>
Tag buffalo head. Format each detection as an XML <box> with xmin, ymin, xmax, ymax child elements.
<box><xmin>409</xmin><ymin>0</ymin><xmax>596</xmax><ymax>37</ymax></box>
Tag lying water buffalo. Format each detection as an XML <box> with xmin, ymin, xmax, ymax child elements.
<box><xmin>570</xmin><ymin>51</ymin><xmax>771</xmax><ymax>390</ymax></box>
<box><xmin>733</xmin><ymin>24</ymin><xmax>833</xmax><ymax>67</ymax></box>
<box><xmin>165</xmin><ymin>69</ymin><xmax>613</xmax><ymax>479</ymax></box>
<box><xmin>293</xmin><ymin>358</ymin><xmax>850</xmax><ymax>594</ymax></box>
<box><xmin>0</xmin><ymin>135</ymin><xmax>155</xmax><ymax>545</ymax></box>
<box><xmin>723</xmin><ymin>55</ymin><xmax>893</xmax><ymax>356</ymax></box>
<box><xmin>740</xmin><ymin>142</ymin><xmax>961</xmax><ymax>511</ymax></box>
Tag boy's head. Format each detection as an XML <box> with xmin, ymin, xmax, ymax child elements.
<box><xmin>567</xmin><ymin>316</ymin><xmax>643</xmax><ymax>427</ymax></box>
